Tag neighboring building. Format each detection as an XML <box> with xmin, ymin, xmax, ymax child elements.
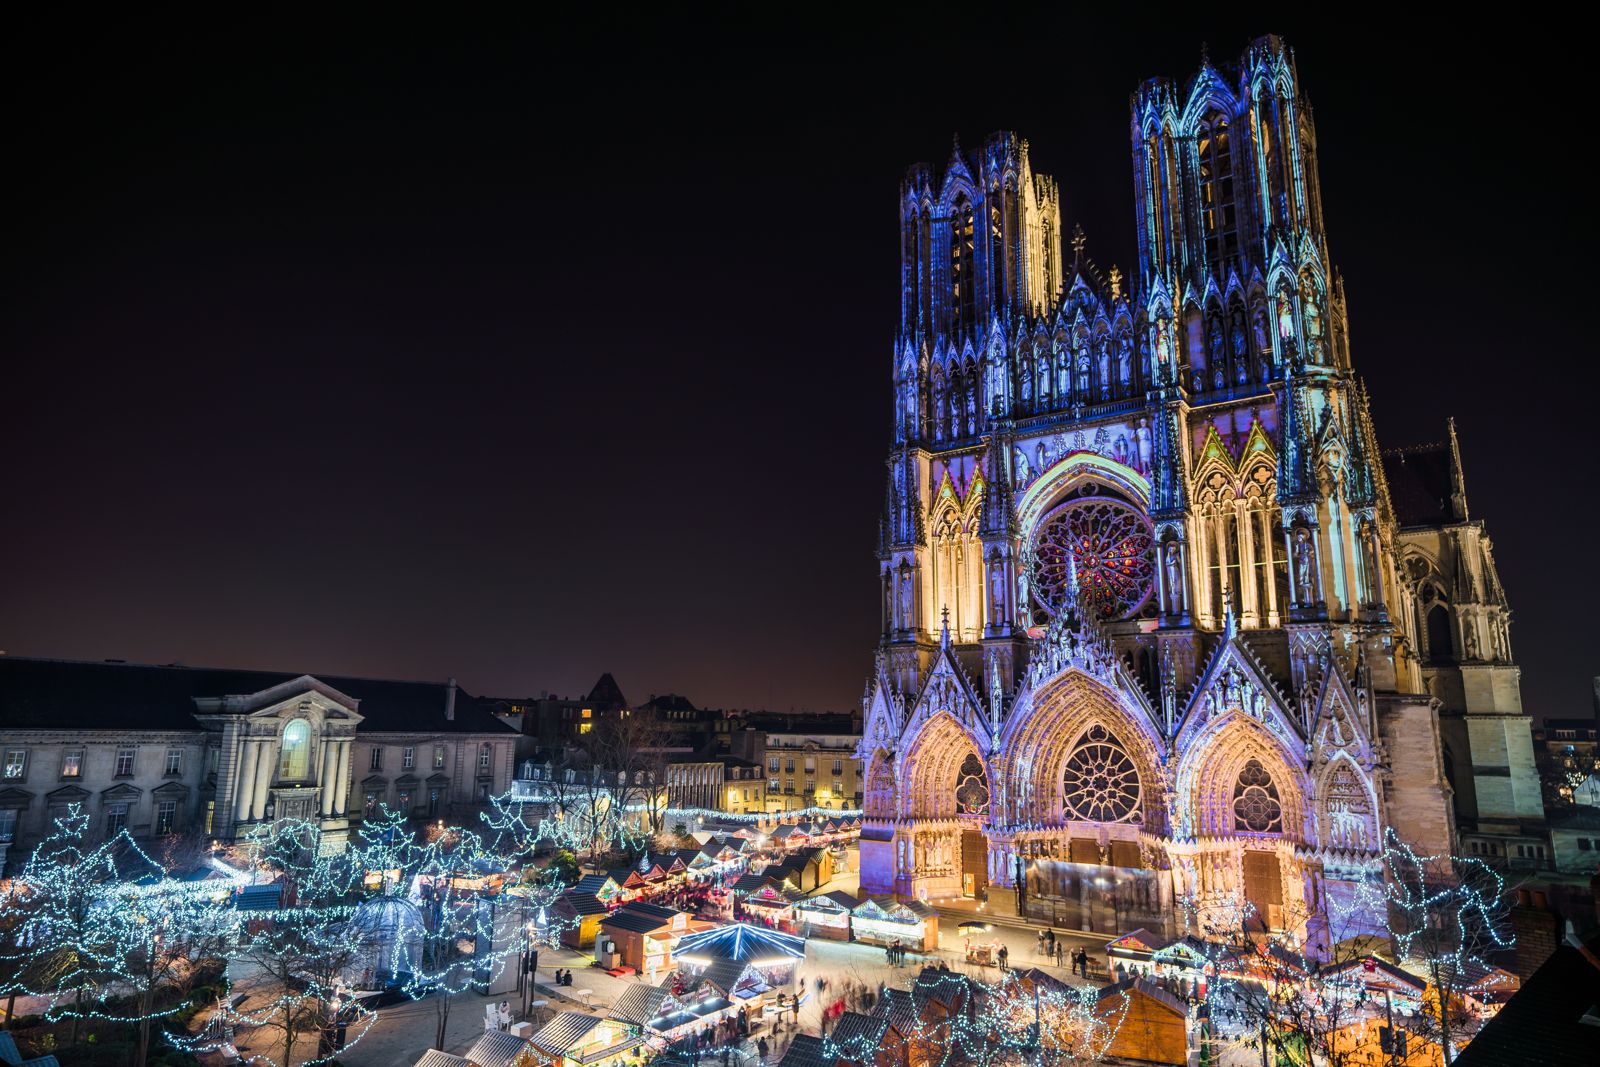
<box><xmin>1454</xmin><ymin>931</ymin><xmax>1600</xmax><ymax>1067</ymax></box>
<box><xmin>0</xmin><ymin>657</ymin><xmax>517</xmax><ymax>869</ymax></box>
<box><xmin>1532</xmin><ymin>686</ymin><xmax>1600</xmax><ymax>809</ymax></box>
<box><xmin>719</xmin><ymin>757</ymin><xmax>766</xmax><ymax>816</ymax></box>
<box><xmin>858</xmin><ymin>36</ymin><xmax>1545</xmax><ymax>945</ymax></box>
<box><xmin>757</xmin><ymin>719</ymin><xmax>863</xmax><ymax>813</ymax></box>
<box><xmin>492</xmin><ymin>673</ymin><xmax>629</xmax><ymax>756</ymax></box>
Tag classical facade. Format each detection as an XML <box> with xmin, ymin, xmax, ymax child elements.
<box><xmin>857</xmin><ymin>36</ymin><xmax>1543</xmax><ymax>946</ymax></box>
<box><xmin>0</xmin><ymin>657</ymin><xmax>518</xmax><ymax>870</ymax></box>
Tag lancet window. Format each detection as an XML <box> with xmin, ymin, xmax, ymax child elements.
<box><xmin>951</xmin><ymin>199</ymin><xmax>976</xmax><ymax>332</ymax></box>
<box><xmin>1197</xmin><ymin>113</ymin><xmax>1238</xmax><ymax>268</ymax></box>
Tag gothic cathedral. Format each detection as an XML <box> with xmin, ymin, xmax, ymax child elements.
<box><xmin>857</xmin><ymin>36</ymin><xmax>1543</xmax><ymax>948</ymax></box>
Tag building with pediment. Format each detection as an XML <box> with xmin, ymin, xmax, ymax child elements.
<box><xmin>0</xmin><ymin>657</ymin><xmax>518</xmax><ymax>870</ymax></box>
<box><xmin>858</xmin><ymin>36</ymin><xmax>1545</xmax><ymax>946</ymax></box>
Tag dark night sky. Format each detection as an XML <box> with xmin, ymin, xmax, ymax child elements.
<box><xmin>3</xmin><ymin>13</ymin><xmax>1594</xmax><ymax>718</ymax></box>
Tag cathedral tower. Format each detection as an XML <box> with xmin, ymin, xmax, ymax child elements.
<box><xmin>859</xmin><ymin>36</ymin><xmax>1546</xmax><ymax>947</ymax></box>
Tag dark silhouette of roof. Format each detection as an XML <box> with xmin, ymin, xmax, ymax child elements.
<box><xmin>1382</xmin><ymin>441</ymin><xmax>1462</xmax><ymax>527</ymax></box>
<box><xmin>600</xmin><ymin>909</ymin><xmax>677</xmax><ymax>935</ymax></box>
<box><xmin>586</xmin><ymin>673</ymin><xmax>628</xmax><ymax>708</ymax></box>
<box><xmin>0</xmin><ymin>657</ymin><xmax>516</xmax><ymax>734</ymax></box>
<box><xmin>776</xmin><ymin>1034</ymin><xmax>834</xmax><ymax>1067</ymax></box>
<box><xmin>1455</xmin><ymin>938</ymin><xmax>1600</xmax><ymax>1067</ymax></box>
<box><xmin>556</xmin><ymin>891</ymin><xmax>608</xmax><ymax>917</ymax></box>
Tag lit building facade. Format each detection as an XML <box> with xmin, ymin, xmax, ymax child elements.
<box><xmin>0</xmin><ymin>657</ymin><xmax>518</xmax><ymax>870</ymax></box>
<box><xmin>857</xmin><ymin>36</ymin><xmax>1544</xmax><ymax>944</ymax></box>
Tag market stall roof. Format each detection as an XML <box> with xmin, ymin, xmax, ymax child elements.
<box><xmin>673</xmin><ymin>922</ymin><xmax>805</xmax><ymax>963</ymax></box>
<box><xmin>558</xmin><ymin>891</ymin><xmax>609</xmax><ymax>917</ymax></box>
<box><xmin>602</xmin><ymin>909</ymin><xmax>678</xmax><ymax>935</ymax></box>
<box><xmin>412</xmin><ymin>1052</ymin><xmax>470</xmax><ymax>1067</ymax></box>
<box><xmin>574</xmin><ymin>874</ymin><xmax>621</xmax><ymax>897</ymax></box>
<box><xmin>731</xmin><ymin>873</ymin><xmax>779</xmax><ymax>894</ymax></box>
<box><xmin>530</xmin><ymin>1012</ymin><xmax>607</xmax><ymax>1054</ymax></box>
<box><xmin>796</xmin><ymin>890</ymin><xmax>855</xmax><ymax>912</ymax></box>
<box><xmin>776</xmin><ymin>1034</ymin><xmax>835</xmax><ymax>1067</ymax></box>
<box><xmin>695</xmin><ymin>958</ymin><xmax>754</xmax><ymax>998</ymax></box>
<box><xmin>609</xmin><ymin>985</ymin><xmax>672</xmax><ymax>1025</ymax></box>
<box><xmin>615</xmin><ymin>901</ymin><xmax>679</xmax><ymax>923</ymax></box>
<box><xmin>228</xmin><ymin>884</ymin><xmax>283</xmax><ymax>911</ymax></box>
<box><xmin>466</xmin><ymin>1031</ymin><xmax>532</xmax><ymax>1067</ymax></box>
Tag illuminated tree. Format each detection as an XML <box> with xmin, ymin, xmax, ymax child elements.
<box><xmin>1358</xmin><ymin>828</ymin><xmax>1513</xmax><ymax>1065</ymax></box>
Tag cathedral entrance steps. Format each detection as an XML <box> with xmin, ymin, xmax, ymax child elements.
<box><xmin>927</xmin><ymin>899</ymin><xmax>1112</xmax><ymax>943</ymax></box>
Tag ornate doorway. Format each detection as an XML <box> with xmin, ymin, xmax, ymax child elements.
<box><xmin>1242</xmin><ymin>850</ymin><xmax>1283</xmax><ymax>931</ymax></box>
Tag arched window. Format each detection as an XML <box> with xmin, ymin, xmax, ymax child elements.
<box><xmin>955</xmin><ymin>753</ymin><xmax>989</xmax><ymax>816</ymax></box>
<box><xmin>1233</xmin><ymin>759</ymin><xmax>1283</xmax><ymax>833</ymax></box>
<box><xmin>1426</xmin><ymin>603</ymin><xmax>1454</xmax><ymax>661</ymax></box>
<box><xmin>280</xmin><ymin>720</ymin><xmax>311</xmax><ymax>780</ymax></box>
<box><xmin>1197</xmin><ymin>114</ymin><xmax>1238</xmax><ymax>266</ymax></box>
<box><xmin>950</xmin><ymin>199</ymin><xmax>976</xmax><ymax>331</ymax></box>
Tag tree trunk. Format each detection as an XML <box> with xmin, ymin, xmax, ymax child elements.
<box><xmin>4</xmin><ymin>990</ymin><xmax>15</xmax><ymax>1029</ymax></box>
<box><xmin>136</xmin><ymin>1003</ymin><xmax>152</xmax><ymax>1067</ymax></box>
<box><xmin>435</xmin><ymin>994</ymin><xmax>450</xmax><ymax>1050</ymax></box>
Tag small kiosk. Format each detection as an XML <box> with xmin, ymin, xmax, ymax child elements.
<box><xmin>527</xmin><ymin>1012</ymin><xmax>644</xmax><ymax>1067</ymax></box>
<box><xmin>794</xmin><ymin>890</ymin><xmax>855</xmax><ymax>941</ymax></box>
<box><xmin>850</xmin><ymin>898</ymin><xmax>938</xmax><ymax>952</ymax></box>
<box><xmin>670</xmin><ymin>922</ymin><xmax>807</xmax><ymax>1024</ymax></box>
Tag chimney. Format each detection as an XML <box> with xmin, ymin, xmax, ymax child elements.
<box><xmin>446</xmin><ymin>678</ymin><xmax>457</xmax><ymax>722</ymax></box>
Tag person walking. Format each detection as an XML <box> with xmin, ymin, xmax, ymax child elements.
<box><xmin>758</xmin><ymin>1037</ymin><xmax>769</xmax><ymax>1066</ymax></box>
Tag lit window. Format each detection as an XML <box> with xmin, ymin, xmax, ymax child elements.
<box><xmin>61</xmin><ymin>751</ymin><xmax>83</xmax><ymax>778</ymax></box>
<box><xmin>434</xmin><ymin>746</ymin><xmax>446</xmax><ymax>770</ymax></box>
<box><xmin>203</xmin><ymin>800</ymin><xmax>214</xmax><ymax>835</ymax></box>
<box><xmin>579</xmin><ymin>723</ymin><xmax>592</xmax><ymax>734</ymax></box>
<box><xmin>581</xmin><ymin>708</ymin><xmax>593</xmax><ymax>719</ymax></box>
<box><xmin>398</xmin><ymin>790</ymin><xmax>412</xmax><ymax>810</ymax></box>
<box><xmin>3</xmin><ymin>751</ymin><xmax>27</xmax><ymax>779</ymax></box>
<box><xmin>402</xmin><ymin>747</ymin><xmax>415</xmax><ymax>769</ymax></box>
<box><xmin>115</xmin><ymin>748</ymin><xmax>137</xmax><ymax>777</ymax></box>
<box><xmin>155</xmin><ymin>801</ymin><xmax>177</xmax><ymax>835</ymax></box>
<box><xmin>165</xmin><ymin>749</ymin><xmax>183</xmax><ymax>776</ymax></box>
<box><xmin>279</xmin><ymin>720</ymin><xmax>311</xmax><ymax>780</ymax></box>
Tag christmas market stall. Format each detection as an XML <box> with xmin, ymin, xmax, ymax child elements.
<box><xmin>1104</xmin><ymin>928</ymin><xmax>1211</xmax><ymax>990</ymax></box>
<box><xmin>739</xmin><ymin>882</ymin><xmax>802</xmax><ymax>930</ymax></box>
<box><xmin>554</xmin><ymin>889</ymin><xmax>610</xmax><ymax>949</ymax></box>
<box><xmin>794</xmin><ymin>890</ymin><xmax>855</xmax><ymax>940</ymax></box>
<box><xmin>849</xmin><ymin>897</ymin><xmax>938</xmax><ymax>952</ymax></box>
<box><xmin>527</xmin><ymin>1012</ymin><xmax>644</xmax><ymax>1067</ymax></box>
<box><xmin>670</xmin><ymin>922</ymin><xmax>807</xmax><ymax>1022</ymax></box>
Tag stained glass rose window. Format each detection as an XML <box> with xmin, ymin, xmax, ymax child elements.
<box><xmin>1031</xmin><ymin>496</ymin><xmax>1155</xmax><ymax>621</ymax></box>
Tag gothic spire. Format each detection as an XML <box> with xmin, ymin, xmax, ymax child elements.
<box><xmin>1447</xmin><ymin>416</ymin><xmax>1470</xmax><ymax>521</ymax></box>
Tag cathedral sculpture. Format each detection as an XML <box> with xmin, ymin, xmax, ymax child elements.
<box><xmin>858</xmin><ymin>36</ymin><xmax>1544</xmax><ymax>949</ymax></box>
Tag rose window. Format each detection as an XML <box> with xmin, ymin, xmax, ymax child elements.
<box><xmin>1062</xmin><ymin>725</ymin><xmax>1141</xmax><ymax>822</ymax></box>
<box><xmin>1233</xmin><ymin>759</ymin><xmax>1283</xmax><ymax>833</ymax></box>
<box><xmin>955</xmin><ymin>753</ymin><xmax>990</xmax><ymax>816</ymax></box>
<box><xmin>1031</xmin><ymin>496</ymin><xmax>1156</xmax><ymax>620</ymax></box>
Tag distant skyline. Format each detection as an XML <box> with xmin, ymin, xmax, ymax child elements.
<box><xmin>3</xmin><ymin>14</ymin><xmax>1593</xmax><ymax>718</ymax></box>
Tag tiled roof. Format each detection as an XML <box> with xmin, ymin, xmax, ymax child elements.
<box><xmin>698</xmin><ymin>958</ymin><xmax>751</xmax><ymax>996</ymax></box>
<box><xmin>875</xmin><ymin>987</ymin><xmax>921</xmax><ymax>1037</ymax></box>
<box><xmin>0</xmin><ymin>657</ymin><xmax>517</xmax><ymax>735</ymax></box>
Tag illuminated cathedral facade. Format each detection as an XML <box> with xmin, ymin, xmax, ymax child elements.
<box><xmin>857</xmin><ymin>36</ymin><xmax>1544</xmax><ymax>947</ymax></box>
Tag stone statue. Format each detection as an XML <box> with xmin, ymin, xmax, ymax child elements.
<box><xmin>1117</xmin><ymin>333</ymin><xmax>1133</xmax><ymax>387</ymax></box>
<box><xmin>1164</xmin><ymin>542</ymin><xmax>1182</xmax><ymax>613</ymax></box>
<box><xmin>1294</xmin><ymin>529</ymin><xmax>1315</xmax><ymax>604</ymax></box>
